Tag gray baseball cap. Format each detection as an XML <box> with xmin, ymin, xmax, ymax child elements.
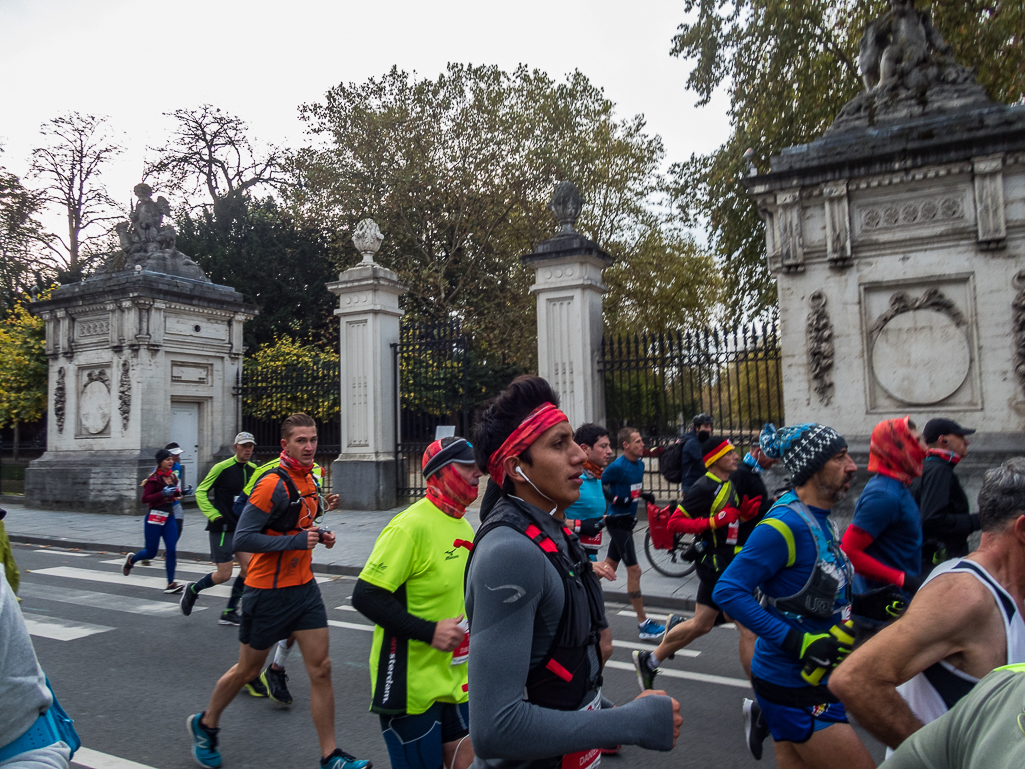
<box><xmin>234</xmin><ymin>432</ymin><xmax>256</xmax><ymax>445</ymax></box>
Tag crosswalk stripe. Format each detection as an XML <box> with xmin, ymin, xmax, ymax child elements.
<box><xmin>612</xmin><ymin>640</ymin><xmax>699</xmax><ymax>657</ymax></box>
<box><xmin>328</xmin><ymin>619</ymin><xmax>374</xmax><ymax>632</ymax></box>
<box><xmin>617</xmin><ymin>610</ymin><xmax>669</xmax><ymax>621</ymax></box>
<box><xmin>19</xmin><ymin>582</ymin><xmax>207</xmax><ymax>616</ymax></box>
<box><xmin>35</xmin><ymin>549</ymin><xmax>92</xmax><ymax>556</ymax></box>
<box><xmin>603</xmin><ymin>660</ymin><xmax>749</xmax><ymax>688</ymax></box>
<box><xmin>73</xmin><ymin>746</ymin><xmax>160</xmax><ymax>769</ymax></box>
<box><xmin>335</xmin><ymin>605</ymin><xmax>359</xmax><ymax>612</ymax></box>
<box><xmin>29</xmin><ymin>566</ymin><xmax>234</xmax><ymax>596</ymax></box>
<box><xmin>21</xmin><ymin>613</ymin><xmax>114</xmax><ymax>641</ymax></box>
<box><xmin>99</xmin><ymin>559</ymin><xmax>335</xmax><ymax>584</ymax></box>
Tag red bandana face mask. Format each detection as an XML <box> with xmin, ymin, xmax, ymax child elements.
<box><xmin>426</xmin><ymin>464</ymin><xmax>479</xmax><ymax>518</ymax></box>
<box><xmin>868</xmin><ymin>417</ymin><xmax>927</xmax><ymax>485</ymax></box>
<box><xmin>279</xmin><ymin>450</ymin><xmax>313</xmax><ymax>475</ymax></box>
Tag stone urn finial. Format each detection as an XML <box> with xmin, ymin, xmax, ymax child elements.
<box><xmin>549</xmin><ymin>181</ymin><xmax>583</xmax><ymax>235</ymax></box>
<box><xmin>353</xmin><ymin>218</ymin><xmax>384</xmax><ymax>264</ymax></box>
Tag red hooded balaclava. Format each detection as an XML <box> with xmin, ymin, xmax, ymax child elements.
<box><xmin>422</xmin><ymin>438</ymin><xmax>479</xmax><ymax>518</ymax></box>
<box><xmin>867</xmin><ymin>416</ymin><xmax>927</xmax><ymax>486</ymax></box>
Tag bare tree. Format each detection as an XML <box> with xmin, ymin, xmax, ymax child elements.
<box><xmin>145</xmin><ymin>105</ymin><xmax>286</xmax><ymax>209</ymax></box>
<box><xmin>30</xmin><ymin>113</ymin><xmax>123</xmax><ymax>277</ymax></box>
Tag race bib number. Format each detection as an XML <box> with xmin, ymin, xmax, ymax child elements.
<box><xmin>629</xmin><ymin>483</ymin><xmax>642</xmax><ymax>500</ymax></box>
<box><xmin>561</xmin><ymin>691</ymin><xmax>602</xmax><ymax>769</ymax></box>
<box><xmin>451</xmin><ymin>618</ymin><xmax>470</xmax><ymax>666</ymax></box>
<box><xmin>579</xmin><ymin>531</ymin><xmax>603</xmax><ymax>547</ymax></box>
<box><xmin>146</xmin><ymin>510</ymin><xmax>169</xmax><ymax>526</ymax></box>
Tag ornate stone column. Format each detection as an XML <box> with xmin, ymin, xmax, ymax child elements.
<box><xmin>327</xmin><ymin>219</ymin><xmax>407</xmax><ymax>510</ymax></box>
<box><xmin>522</xmin><ymin>183</ymin><xmax>614</xmax><ymax>429</ymax></box>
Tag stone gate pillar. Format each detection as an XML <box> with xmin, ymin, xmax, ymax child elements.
<box><xmin>327</xmin><ymin>219</ymin><xmax>407</xmax><ymax>510</ymax></box>
<box><xmin>522</xmin><ymin>183</ymin><xmax>614</xmax><ymax>429</ymax></box>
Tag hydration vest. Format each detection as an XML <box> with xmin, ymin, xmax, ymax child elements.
<box><xmin>233</xmin><ymin>465</ymin><xmax>322</xmax><ymax>532</ymax></box>
<box><xmin>758</xmin><ymin>500</ymin><xmax>852</xmax><ymax>621</ymax></box>
<box><xmin>467</xmin><ymin>496</ymin><xmax>606</xmax><ymax>711</ymax></box>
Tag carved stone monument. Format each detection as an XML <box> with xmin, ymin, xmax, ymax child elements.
<box><xmin>522</xmin><ymin>182</ymin><xmax>614</xmax><ymax>428</ymax></box>
<box><xmin>745</xmin><ymin>4</ymin><xmax>1025</xmax><ymax>506</ymax></box>
<box><xmin>327</xmin><ymin>219</ymin><xmax>407</xmax><ymax>510</ymax></box>
<box><xmin>25</xmin><ymin>185</ymin><xmax>257</xmax><ymax>514</ymax></box>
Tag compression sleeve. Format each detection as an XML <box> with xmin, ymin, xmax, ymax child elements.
<box><xmin>666</xmin><ymin>505</ymin><xmax>710</xmax><ymax>535</ymax></box>
<box><xmin>712</xmin><ymin>521</ymin><xmax>796</xmax><ymax>647</ymax></box>
<box><xmin>467</xmin><ymin>529</ymin><xmax>674</xmax><ymax>758</ymax></box>
<box><xmin>195</xmin><ymin>459</ymin><xmax>228</xmax><ymax>522</ymax></box>
<box><xmin>352</xmin><ymin>579</ymin><xmax>436</xmax><ymax>645</ymax></box>
<box><xmin>841</xmin><ymin>525</ymin><xmax>905</xmax><ymax>586</ymax></box>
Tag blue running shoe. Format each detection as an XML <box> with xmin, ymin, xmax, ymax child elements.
<box><xmin>320</xmin><ymin>748</ymin><xmax>372</xmax><ymax>769</ymax></box>
<box><xmin>638</xmin><ymin>618</ymin><xmax>665</xmax><ymax>640</ymax></box>
<box><xmin>188</xmin><ymin>712</ymin><xmax>222</xmax><ymax>768</ymax></box>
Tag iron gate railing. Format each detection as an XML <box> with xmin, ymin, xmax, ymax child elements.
<box><xmin>392</xmin><ymin>320</ymin><xmax>469</xmax><ymax>500</ymax></box>
<box><xmin>601</xmin><ymin>322</ymin><xmax>784</xmax><ymax>497</ymax></box>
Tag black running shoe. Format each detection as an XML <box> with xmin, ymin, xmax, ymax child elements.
<box><xmin>122</xmin><ymin>552</ymin><xmax>134</xmax><ymax>576</ymax></box>
<box><xmin>218</xmin><ymin>609</ymin><xmax>241</xmax><ymax>626</ymax></box>
<box><xmin>662</xmin><ymin>613</ymin><xmax>686</xmax><ymax>660</ymax></box>
<box><xmin>743</xmin><ymin>697</ymin><xmax>770</xmax><ymax>760</ymax></box>
<box><xmin>631</xmin><ymin>650</ymin><xmax>659</xmax><ymax>692</ymax></box>
<box><xmin>180</xmin><ymin>583</ymin><xmax>199</xmax><ymax>616</ymax></box>
<box><xmin>244</xmin><ymin>676</ymin><xmax>269</xmax><ymax>698</ymax></box>
<box><xmin>262</xmin><ymin>666</ymin><xmax>293</xmax><ymax>706</ymax></box>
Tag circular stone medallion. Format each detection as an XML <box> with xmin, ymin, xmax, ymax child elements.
<box><xmin>80</xmin><ymin>378</ymin><xmax>111</xmax><ymax>434</ymax></box>
<box><xmin>871</xmin><ymin>309</ymin><xmax>970</xmax><ymax>405</ymax></box>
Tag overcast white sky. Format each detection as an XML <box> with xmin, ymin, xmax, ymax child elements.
<box><xmin>0</xmin><ymin>0</ymin><xmax>731</xmax><ymax>222</ymax></box>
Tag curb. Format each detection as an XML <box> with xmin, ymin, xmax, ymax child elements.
<box><xmin>10</xmin><ymin>534</ymin><xmax>693</xmax><ymax>610</ymax></box>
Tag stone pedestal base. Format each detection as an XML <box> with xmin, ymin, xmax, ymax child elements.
<box><xmin>332</xmin><ymin>458</ymin><xmax>397</xmax><ymax>511</ymax></box>
<box><xmin>25</xmin><ymin>450</ymin><xmax>156</xmax><ymax>515</ymax></box>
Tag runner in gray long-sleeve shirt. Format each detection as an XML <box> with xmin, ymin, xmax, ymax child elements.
<box><xmin>466</xmin><ymin>375</ymin><xmax>680</xmax><ymax>768</ymax></box>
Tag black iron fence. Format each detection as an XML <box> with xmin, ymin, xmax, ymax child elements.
<box><xmin>392</xmin><ymin>320</ymin><xmax>469</xmax><ymax>501</ymax></box>
<box><xmin>601</xmin><ymin>322</ymin><xmax>784</xmax><ymax>497</ymax></box>
<box><xmin>235</xmin><ymin>359</ymin><xmax>340</xmax><ymax>492</ymax></box>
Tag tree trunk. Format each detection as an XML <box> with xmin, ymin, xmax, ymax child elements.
<box><xmin>12</xmin><ymin>421</ymin><xmax>18</xmax><ymax>462</ymax></box>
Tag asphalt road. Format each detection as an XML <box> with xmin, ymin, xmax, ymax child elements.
<box><xmin>13</xmin><ymin>543</ymin><xmax>887</xmax><ymax>768</ymax></box>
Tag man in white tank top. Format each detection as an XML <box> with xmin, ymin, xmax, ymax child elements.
<box><xmin>828</xmin><ymin>457</ymin><xmax>1025</xmax><ymax>751</ymax></box>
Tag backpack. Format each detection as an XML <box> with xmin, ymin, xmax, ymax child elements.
<box><xmin>660</xmin><ymin>439</ymin><xmax>685</xmax><ymax>483</ymax></box>
<box><xmin>232</xmin><ymin>467</ymin><xmax>319</xmax><ymax>532</ymax></box>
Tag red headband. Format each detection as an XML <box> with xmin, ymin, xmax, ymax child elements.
<box><xmin>487</xmin><ymin>403</ymin><xmax>569</xmax><ymax>486</ymax></box>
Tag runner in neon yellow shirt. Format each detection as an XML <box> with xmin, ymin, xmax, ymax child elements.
<box><xmin>353</xmin><ymin>437</ymin><xmax>480</xmax><ymax>769</ymax></box>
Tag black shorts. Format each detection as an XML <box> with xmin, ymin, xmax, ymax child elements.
<box><xmin>239</xmin><ymin>579</ymin><xmax>327</xmax><ymax>651</ymax></box>
<box><xmin>606</xmin><ymin>518</ymin><xmax>638</xmax><ymax>567</ymax></box>
<box><xmin>209</xmin><ymin>530</ymin><xmax>235</xmax><ymax>563</ymax></box>
<box><xmin>695</xmin><ymin>564</ymin><xmax>727</xmax><ymax>622</ymax></box>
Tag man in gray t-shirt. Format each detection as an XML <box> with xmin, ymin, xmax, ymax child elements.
<box><xmin>0</xmin><ymin>569</ymin><xmax>71</xmax><ymax>768</ymax></box>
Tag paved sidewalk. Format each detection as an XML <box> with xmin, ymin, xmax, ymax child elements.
<box><xmin>0</xmin><ymin>497</ymin><xmax>701</xmax><ymax>611</ymax></box>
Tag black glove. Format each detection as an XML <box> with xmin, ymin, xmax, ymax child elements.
<box><xmin>640</xmin><ymin>492</ymin><xmax>656</xmax><ymax>505</ymax></box>
<box><xmin>782</xmin><ymin>623</ymin><xmax>854</xmax><ymax>671</ymax></box>
<box><xmin>578</xmin><ymin>517</ymin><xmax>605</xmax><ymax>537</ymax></box>
<box><xmin>902</xmin><ymin>571</ymin><xmax>927</xmax><ymax>595</ymax></box>
<box><xmin>208</xmin><ymin>515</ymin><xmax>226</xmax><ymax>532</ymax></box>
<box><xmin>853</xmin><ymin>585</ymin><xmax>906</xmax><ymax>621</ymax></box>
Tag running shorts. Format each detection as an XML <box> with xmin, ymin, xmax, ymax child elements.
<box><xmin>239</xmin><ymin>579</ymin><xmax>327</xmax><ymax>651</ymax></box>
<box><xmin>695</xmin><ymin>564</ymin><xmax>724</xmax><ymax>614</ymax></box>
<box><xmin>209</xmin><ymin>531</ymin><xmax>235</xmax><ymax>563</ymax></box>
<box><xmin>752</xmin><ymin>677</ymin><xmax>848</xmax><ymax>743</ymax></box>
<box><xmin>605</xmin><ymin>517</ymin><xmax>638</xmax><ymax>567</ymax></box>
<box><xmin>379</xmin><ymin>701</ymin><xmax>469</xmax><ymax>769</ymax></box>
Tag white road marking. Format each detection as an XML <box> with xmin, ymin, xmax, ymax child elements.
<box><xmin>73</xmin><ymin>746</ymin><xmax>161</xmax><ymax>769</ymax></box>
<box><xmin>335</xmin><ymin>604</ymin><xmax>359</xmax><ymax>612</ymax></box>
<box><xmin>612</xmin><ymin>640</ymin><xmax>699</xmax><ymax>657</ymax></box>
<box><xmin>30</xmin><ymin>566</ymin><xmax>234</xmax><ymax>597</ymax></box>
<box><xmin>328</xmin><ymin>619</ymin><xmax>374</xmax><ymax>632</ymax></box>
<box><xmin>34</xmin><ymin>549</ymin><xmax>92</xmax><ymax>556</ymax></box>
<box><xmin>604</xmin><ymin>660</ymin><xmax>749</xmax><ymax>689</ymax></box>
<box><xmin>617</xmin><ymin>610</ymin><xmax>670</xmax><ymax>621</ymax></box>
<box><xmin>19</xmin><ymin>582</ymin><xmax>207</xmax><ymax>616</ymax></box>
<box><xmin>22</xmin><ymin>613</ymin><xmax>114</xmax><ymax>641</ymax></box>
<box><xmin>100</xmin><ymin>559</ymin><xmax>334</xmax><ymax>584</ymax></box>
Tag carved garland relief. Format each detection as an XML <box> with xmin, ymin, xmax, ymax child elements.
<box><xmin>870</xmin><ymin>289</ymin><xmax>970</xmax><ymax>406</ymax></box>
<box><xmin>118</xmin><ymin>359</ymin><xmax>131</xmax><ymax>431</ymax></box>
<box><xmin>1012</xmin><ymin>271</ymin><xmax>1025</xmax><ymax>398</ymax></box>
<box><xmin>54</xmin><ymin>367</ymin><xmax>66</xmax><ymax>433</ymax></box>
<box><xmin>806</xmin><ymin>291</ymin><xmax>835</xmax><ymax>406</ymax></box>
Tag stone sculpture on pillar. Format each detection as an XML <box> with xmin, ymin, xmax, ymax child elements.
<box><xmin>522</xmin><ymin>182</ymin><xmax>614</xmax><ymax>429</ymax></box>
<box><xmin>327</xmin><ymin>219</ymin><xmax>407</xmax><ymax>510</ymax></box>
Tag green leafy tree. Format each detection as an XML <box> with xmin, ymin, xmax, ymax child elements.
<box><xmin>0</xmin><ymin>155</ymin><xmax>51</xmax><ymax>314</ymax></box>
<box><xmin>241</xmin><ymin>336</ymin><xmax>339</xmax><ymax>422</ymax></box>
<box><xmin>670</xmin><ymin>0</ymin><xmax>1025</xmax><ymax>317</ymax></box>
<box><xmin>0</xmin><ymin>291</ymin><xmax>49</xmax><ymax>457</ymax></box>
<box><xmin>294</xmin><ymin>64</ymin><xmax>719</xmax><ymax>368</ymax></box>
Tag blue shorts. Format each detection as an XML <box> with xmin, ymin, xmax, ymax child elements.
<box><xmin>753</xmin><ymin>679</ymin><xmax>848</xmax><ymax>743</ymax></box>
<box><xmin>380</xmin><ymin>701</ymin><xmax>469</xmax><ymax>769</ymax></box>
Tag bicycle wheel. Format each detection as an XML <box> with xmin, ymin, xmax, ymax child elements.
<box><xmin>644</xmin><ymin>529</ymin><xmax>697</xmax><ymax>578</ymax></box>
